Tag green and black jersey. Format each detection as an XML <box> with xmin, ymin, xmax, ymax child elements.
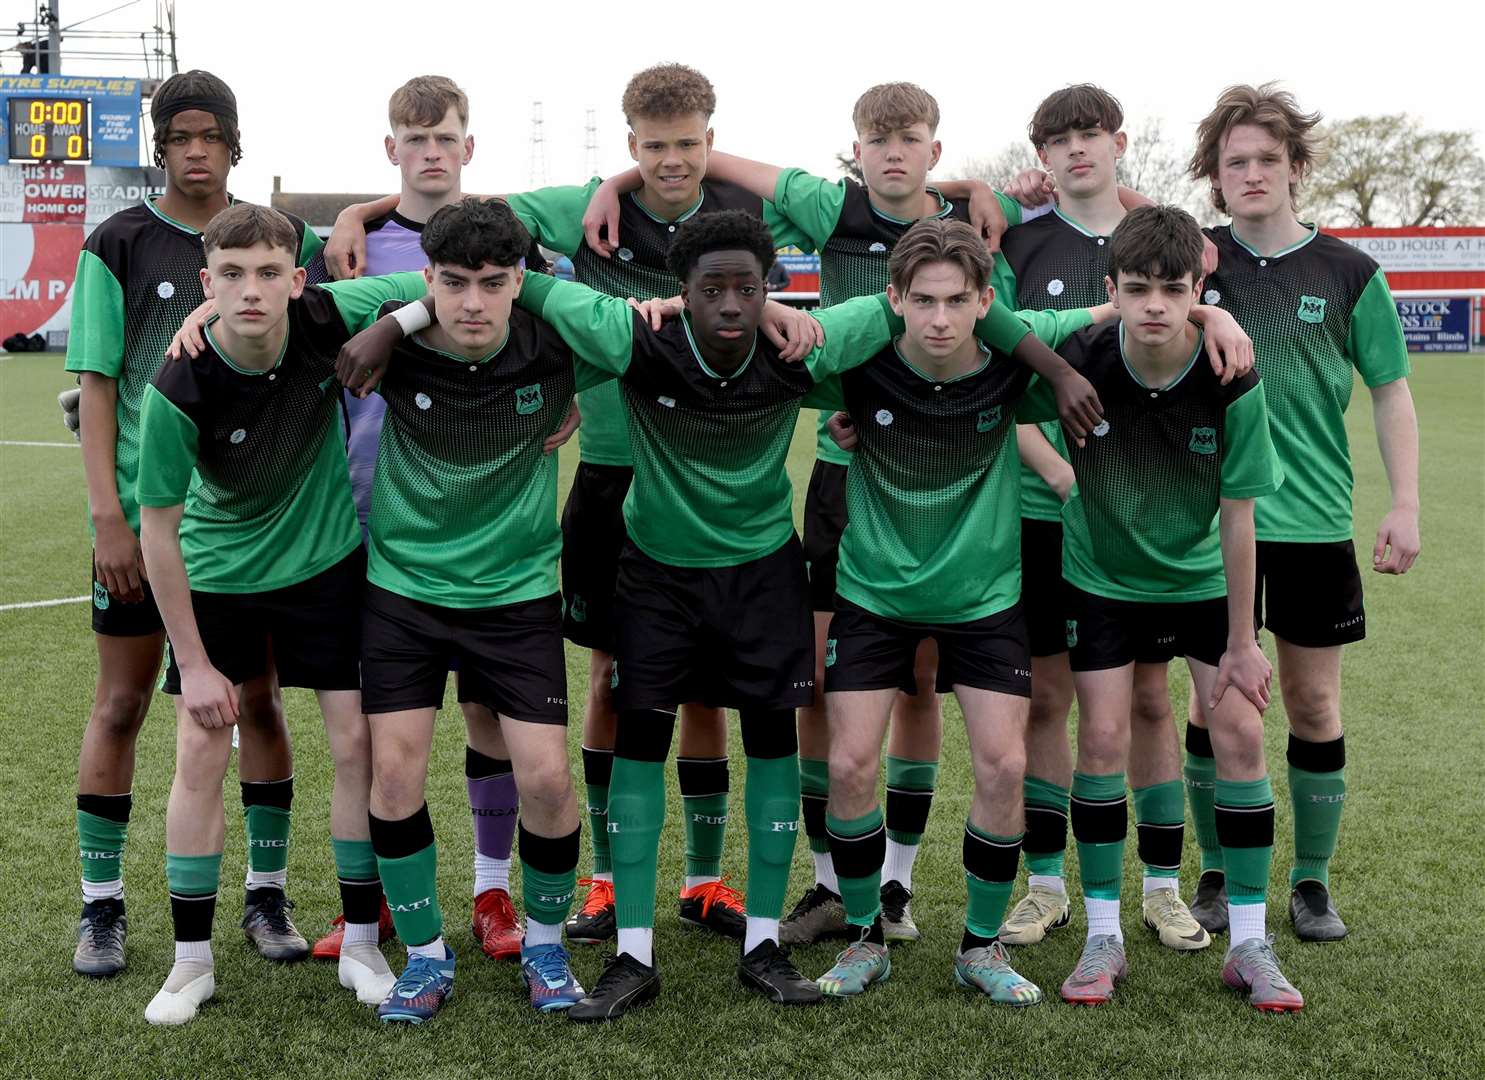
<box><xmin>813</xmin><ymin>308</ymin><xmax>1091</xmax><ymax>623</ymax></box>
<box><xmin>65</xmin><ymin>196</ymin><xmax>323</xmax><ymax>537</ymax></box>
<box><xmin>996</xmin><ymin>207</ymin><xmax>1113</xmax><ymax>521</ymax></box>
<box><xmin>516</xmin><ymin>272</ymin><xmax>1036</xmax><ymax>569</ymax></box>
<box><xmin>134</xmin><ymin>273</ymin><xmax>421</xmax><ymax>593</ymax></box>
<box><xmin>504</xmin><ymin>178</ymin><xmax>809</xmax><ymax>468</ymax></box>
<box><xmin>366</xmin><ymin>303</ymin><xmax>589</xmax><ymax>609</ymax></box>
<box><xmin>769</xmin><ymin>168</ymin><xmax>1027</xmax><ymax>466</ymax></box>
<box><xmin>1203</xmin><ymin>225</ymin><xmax>1409</xmax><ymax>543</ymax></box>
<box><xmin>1055</xmin><ymin>320</ymin><xmax>1283</xmax><ymax>603</ymax></box>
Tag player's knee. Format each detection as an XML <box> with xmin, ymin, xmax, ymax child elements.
<box><xmin>1130</xmin><ymin>684</ymin><xmax>1174</xmax><ymax>728</ymax></box>
<box><xmin>237</xmin><ymin>685</ymin><xmax>285</xmax><ymax>732</ymax></box>
<box><xmin>1279</xmin><ymin>677</ymin><xmax>1340</xmax><ymax>736</ymax></box>
<box><xmin>974</xmin><ymin>745</ymin><xmax>1027</xmax><ymax>793</ymax></box>
<box><xmin>175</xmin><ymin>726</ymin><xmax>231</xmax><ymax>787</ymax></box>
<box><xmin>327</xmin><ymin>720</ymin><xmax>372</xmax><ymax>774</ymax></box>
<box><xmin>90</xmin><ymin>686</ymin><xmax>151</xmax><ymax>739</ymax></box>
<box><xmin>827</xmin><ymin>749</ymin><xmax>877</xmax><ymax>807</ymax></box>
<box><xmin>1028</xmin><ymin>682</ymin><xmax>1073</xmax><ymax>727</ymax></box>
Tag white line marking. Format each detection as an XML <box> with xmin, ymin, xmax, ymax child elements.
<box><xmin>0</xmin><ymin>440</ymin><xmax>78</xmax><ymax>448</ymax></box>
<box><xmin>0</xmin><ymin>595</ymin><xmax>89</xmax><ymax>611</ymax></box>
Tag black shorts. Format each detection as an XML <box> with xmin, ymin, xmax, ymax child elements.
<box><xmin>161</xmin><ymin>548</ymin><xmax>364</xmax><ymax>693</ymax></box>
<box><xmin>560</xmin><ymin>463</ymin><xmax>634</xmax><ymax>652</ymax></box>
<box><xmin>1020</xmin><ymin>518</ymin><xmax>1074</xmax><ymax>658</ymax></box>
<box><xmin>90</xmin><ymin>553</ymin><xmax>165</xmax><ymax>637</ymax></box>
<box><xmin>802</xmin><ymin>460</ymin><xmax>849</xmax><ymax>613</ymax></box>
<box><xmin>360</xmin><ymin>584</ymin><xmax>567</xmax><ymax>723</ymax></box>
<box><xmin>613</xmin><ymin>536</ymin><xmax>814</xmax><ymax>713</ymax></box>
<box><xmin>1256</xmin><ymin>540</ymin><xmax>1365</xmax><ymax>648</ymax></box>
<box><xmin>1067</xmin><ymin>586</ymin><xmax>1229</xmax><ymax>672</ymax></box>
<box><xmin>824</xmin><ymin>598</ymin><xmax>1032</xmax><ymax>698</ymax></box>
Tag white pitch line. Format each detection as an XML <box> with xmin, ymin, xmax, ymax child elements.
<box><xmin>0</xmin><ymin>595</ymin><xmax>89</xmax><ymax>611</ymax></box>
<box><xmin>0</xmin><ymin>440</ymin><xmax>78</xmax><ymax>448</ymax></box>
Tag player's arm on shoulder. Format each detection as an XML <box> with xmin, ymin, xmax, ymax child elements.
<box><xmin>324</xmin><ymin>194</ymin><xmax>400</xmax><ymax>279</ymax></box>
<box><xmin>937</xmin><ymin>182</ymin><xmax>1018</xmax><ymax>253</ymax></box>
<box><xmin>1017</xmin><ymin>423</ymin><xmax>1075</xmax><ymax>502</ymax></box>
<box><xmin>765</xmin><ymin>164</ymin><xmax>847</xmax><ymax>253</ymax></box>
<box><xmin>506</xmin><ymin>181</ymin><xmax>598</xmax><ymax>259</ymax></box>
<box><xmin>335</xmin><ymin>292</ymin><xmax>434</xmax><ymax>397</ymax></box>
<box><xmin>1001</xmin><ymin>306</ymin><xmax>1104</xmax><ymax>440</ymax></box>
<box><xmin>1211</xmin><ymin>495</ymin><xmax>1271</xmax><ymax>712</ymax></box>
<box><xmin>1187</xmin><ymin>303</ymin><xmax>1252</xmax><ymax>383</ymax></box>
<box><xmin>322</xmin><ymin>271</ymin><xmax>430</xmax><ymax>334</ymax></box>
<box><xmin>516</xmin><ymin>272</ymin><xmax>635</xmax><ymax>375</ymax></box>
<box><xmin>804</xmin><ymin>294</ymin><xmax>896</xmax><ymax>380</ymax></box>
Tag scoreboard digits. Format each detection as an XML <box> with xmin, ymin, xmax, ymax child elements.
<box><xmin>8</xmin><ymin>96</ymin><xmax>91</xmax><ymax>162</ymax></box>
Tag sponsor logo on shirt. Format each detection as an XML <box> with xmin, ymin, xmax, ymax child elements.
<box><xmin>1091</xmin><ymin>420</ymin><xmax>1110</xmax><ymax>438</ymax></box>
<box><xmin>616</xmin><ymin>247</ymin><xmax>634</xmax><ymax>262</ymax></box>
<box><xmin>1188</xmin><ymin>426</ymin><xmax>1217</xmax><ymax>455</ymax></box>
<box><xmin>1297</xmin><ymin>295</ymin><xmax>1327</xmax><ymax>324</ymax></box>
<box><xmin>229</xmin><ymin>428</ymin><xmax>246</xmax><ymax>444</ymax></box>
<box><xmin>868</xmin><ymin>242</ymin><xmax>887</xmax><ymax>254</ymax></box>
<box><xmin>1047</xmin><ymin>279</ymin><xmax>1065</xmax><ymax>297</ymax></box>
<box><xmin>874</xmin><ymin>409</ymin><xmax>894</xmax><ymax>426</ymax></box>
<box><xmin>415</xmin><ymin>393</ymin><xmax>432</xmax><ymax>410</ymax></box>
<box><xmin>976</xmin><ymin>406</ymin><xmax>1002</xmax><ymax>433</ymax></box>
<box><xmin>156</xmin><ymin>281</ymin><xmax>175</xmax><ymax>299</ymax></box>
<box><xmin>658</xmin><ymin>395</ymin><xmax>676</xmax><ymax>408</ymax></box>
<box><xmin>515</xmin><ymin>382</ymin><xmax>544</xmax><ymax>415</ymax></box>
<box><xmin>1204</xmin><ymin>289</ymin><xmax>1221</xmax><ymax>305</ymax></box>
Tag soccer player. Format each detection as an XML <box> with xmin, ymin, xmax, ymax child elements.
<box><xmin>134</xmin><ymin>204</ymin><xmax>428</xmax><ymax>1024</ymax></box>
<box><xmin>584</xmin><ymin>81</ymin><xmax>1037</xmax><ymax>946</ymax></box>
<box><xmin>334</xmin><ymin>198</ymin><xmax>593</xmax><ymax>1023</ymax></box>
<box><xmin>1183</xmin><ymin>84</ymin><xmax>1419</xmax><ymax>941</ymax></box>
<box><xmin>463</xmin><ymin>207</ymin><xmax>1106</xmax><ymax>1022</ymax></box>
<box><xmin>64</xmin><ymin>70</ymin><xmax>321</xmax><ymax>978</ymax></box>
<box><xmin>1048</xmin><ymin>205</ymin><xmax>1302</xmax><ymax>1012</ymax></box>
<box><xmin>325</xmin><ymin>65</ymin><xmax>821</xmax><ymax>944</ymax></box>
<box><xmin>996</xmin><ymin>86</ymin><xmax>1212</xmax><ymax>952</ymax></box>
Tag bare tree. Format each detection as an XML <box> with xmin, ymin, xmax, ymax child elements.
<box><xmin>955</xmin><ymin>141</ymin><xmax>1038</xmax><ymax>188</ymax></box>
<box><xmin>834</xmin><ymin>149</ymin><xmax>863</xmax><ymax>183</ymax></box>
<box><xmin>1119</xmin><ymin>118</ymin><xmax>1203</xmax><ymax>211</ymax></box>
<box><xmin>1310</xmin><ymin>115</ymin><xmax>1485</xmax><ymax>226</ymax></box>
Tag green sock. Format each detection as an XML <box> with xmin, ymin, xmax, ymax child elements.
<box><xmin>377</xmin><ymin>842</ymin><xmax>443</xmax><ymax>947</ymax></box>
<box><xmin>1184</xmin><ymin>736</ymin><xmax>1222</xmax><ymax>874</ymax></box>
<box><xmin>331</xmin><ymin>837</ymin><xmax>377</xmax><ymax>881</ymax></box>
<box><xmin>1133</xmin><ymin>780</ymin><xmax>1185</xmax><ymax>880</ymax></box>
<box><xmin>1022</xmin><ymin>775</ymin><xmax>1070</xmax><ymax>878</ymax></box>
<box><xmin>166</xmin><ymin>852</ymin><xmax>223</xmax><ymax>897</ymax></box>
<box><xmin>1216</xmin><ymin>776</ymin><xmax>1275</xmax><ymax>904</ymax></box>
<box><xmin>1289</xmin><ymin>763</ymin><xmax>1345</xmax><ymax>889</ymax></box>
<box><xmin>1072</xmin><ymin>771</ymin><xmax>1126</xmax><ymax>901</ymax></box>
<box><xmin>586</xmin><ymin>782</ymin><xmax>611</xmax><ymax>876</ymax></box>
<box><xmin>78</xmin><ymin>809</ymin><xmax>128</xmax><ymax>886</ymax></box>
<box><xmin>964</xmin><ymin>824</ymin><xmax>1021</xmax><ymax>939</ymax></box>
<box><xmin>244</xmin><ymin>804</ymin><xmax>291</xmax><ymax>875</ymax></box>
<box><xmin>885</xmin><ymin>756</ymin><xmax>938</xmax><ymax>845</ymax></box>
<box><xmin>609</xmin><ymin>757</ymin><xmax>665</xmax><ymax>929</ymax></box>
<box><xmin>799</xmin><ymin>756</ymin><xmax>830</xmax><ymax>855</ymax></box>
<box><xmin>683</xmin><ymin>792</ymin><xmax>728</xmax><ymax>879</ymax></box>
<box><xmin>744</xmin><ymin>754</ymin><xmax>800</xmax><ymax>918</ymax></box>
<box><xmin>523</xmin><ymin>862</ymin><xmax>578</xmax><ymax>929</ymax></box>
<box><xmin>827</xmin><ymin>806</ymin><xmax>885</xmax><ymax>927</ymax></box>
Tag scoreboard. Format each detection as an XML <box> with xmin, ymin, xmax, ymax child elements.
<box><xmin>0</xmin><ymin>74</ymin><xmax>141</xmax><ymax>167</ymax></box>
<box><xmin>8</xmin><ymin>97</ymin><xmax>90</xmax><ymax>162</ymax></box>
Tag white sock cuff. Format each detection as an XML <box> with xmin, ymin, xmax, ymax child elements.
<box><xmin>342</xmin><ymin>920</ymin><xmax>379</xmax><ymax>947</ymax></box>
<box><xmin>174</xmin><ymin>939</ymin><xmax>213</xmax><ymax>964</ymax></box>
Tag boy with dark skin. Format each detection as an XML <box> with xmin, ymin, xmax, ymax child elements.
<box><xmin>65</xmin><ymin>70</ymin><xmax>321</xmax><ymax>977</ymax></box>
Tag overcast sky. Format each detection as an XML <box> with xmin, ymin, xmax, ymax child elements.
<box><xmin>36</xmin><ymin>0</ymin><xmax>1485</xmax><ymax>204</ymax></box>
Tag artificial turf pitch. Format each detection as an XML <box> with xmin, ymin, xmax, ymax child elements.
<box><xmin>1</xmin><ymin>351</ymin><xmax>1481</xmax><ymax>1079</ymax></box>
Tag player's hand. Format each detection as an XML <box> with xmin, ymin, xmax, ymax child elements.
<box><xmin>59</xmin><ymin>386</ymin><xmax>81</xmax><ymax>441</ymax></box>
<box><xmin>826</xmin><ymin>411</ymin><xmax>858</xmax><ymax>451</ymax></box>
<box><xmin>1202</xmin><ymin>235</ymin><xmax>1220</xmax><ymax>279</ymax></box>
<box><xmin>1192</xmin><ymin>305</ymin><xmax>1253</xmax><ymax>384</ymax></box>
<box><xmin>1049</xmin><ymin>462</ymin><xmax>1075</xmax><ymax>503</ymax></box>
<box><xmin>165</xmin><ymin>299</ymin><xmax>217</xmax><ymax>361</ymax></box>
<box><xmin>626</xmin><ymin>295</ymin><xmax>684</xmax><ymax>331</ymax></box>
<box><xmin>544</xmin><ymin>400</ymin><xmax>581</xmax><ymax>455</ymax></box>
<box><xmin>1052</xmin><ymin>368</ymin><xmax>1103</xmax><ymax>446</ymax></box>
<box><xmin>1210</xmin><ymin>639</ymin><xmax>1272</xmax><ymax>712</ymax></box>
<box><xmin>93</xmin><ymin>514</ymin><xmax>145</xmax><ymax>603</ymax></box>
<box><xmin>582</xmin><ymin>178</ymin><xmax>624</xmax><ymax>258</ymax></box>
<box><xmin>967</xmin><ymin>181</ymin><xmax>1008</xmax><ymax>256</ymax></box>
<box><xmin>181</xmin><ymin>663</ymin><xmax>240</xmax><ymax>729</ymax></box>
<box><xmin>1006</xmin><ymin>168</ymin><xmax>1056</xmax><ymax>208</ymax></box>
<box><xmin>1372</xmin><ymin>507</ymin><xmax>1420</xmax><ymax>574</ymax></box>
<box><xmin>325</xmin><ymin>210</ymin><xmax>370</xmax><ymax>280</ymax></box>
<box><xmin>336</xmin><ymin>316</ymin><xmax>401</xmax><ymax>397</ymax></box>
<box><xmin>761</xmin><ymin>300</ymin><xmax>824</xmax><ymax>362</ymax></box>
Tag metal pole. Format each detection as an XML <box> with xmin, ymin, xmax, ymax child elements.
<box><xmin>48</xmin><ymin>1</ymin><xmax>63</xmax><ymax>73</ymax></box>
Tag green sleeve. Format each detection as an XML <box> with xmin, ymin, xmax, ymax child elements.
<box><xmin>320</xmin><ymin>272</ymin><xmax>429</xmax><ymax>333</ymax></box>
<box><xmin>1015</xmin><ymin>307</ymin><xmax>1094</xmax><ymax>349</ymax></box>
<box><xmin>135</xmin><ymin>384</ymin><xmax>199</xmax><ymax>508</ymax></box>
<box><xmin>504</xmin><ymin>179</ymin><xmax>602</xmax><ymax>258</ymax></box>
<box><xmin>768</xmin><ymin>168</ymin><xmax>848</xmax><ymax>252</ymax></box>
<box><xmin>995</xmin><ymin>189</ymin><xmax>1025</xmax><ymax>227</ymax></box>
<box><xmin>991</xmin><ymin>253</ymin><xmax>1019</xmax><ymax>312</ymax></box>
<box><xmin>1220</xmin><ymin>380</ymin><xmax>1285</xmax><ymax>499</ymax></box>
<box><xmin>1014</xmin><ymin>376</ymin><xmax>1059</xmax><ymax>423</ymax></box>
<box><xmin>64</xmin><ymin>249</ymin><xmax>125</xmax><ymax>376</ymax></box>
<box><xmin>804</xmin><ymin>294</ymin><xmax>895</xmax><ymax>379</ymax></box>
<box><xmin>516</xmin><ymin>272</ymin><xmax>634</xmax><ymax>375</ymax></box>
<box><xmin>1347</xmin><ymin>267</ymin><xmax>1411</xmax><ymax>387</ymax></box>
<box><xmin>298</xmin><ymin>226</ymin><xmax>324</xmax><ymax>267</ymax></box>
<box><xmin>801</xmin><ymin>373</ymin><xmax>846</xmax><ymax>411</ymax></box>
<box><xmin>573</xmin><ymin>356</ymin><xmax>621</xmax><ymax>392</ymax></box>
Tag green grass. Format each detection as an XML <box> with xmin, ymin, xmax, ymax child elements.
<box><xmin>1</xmin><ymin>351</ymin><xmax>1482</xmax><ymax>1079</ymax></box>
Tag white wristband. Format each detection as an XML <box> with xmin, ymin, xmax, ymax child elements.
<box><xmin>390</xmin><ymin>301</ymin><xmax>432</xmax><ymax>337</ymax></box>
